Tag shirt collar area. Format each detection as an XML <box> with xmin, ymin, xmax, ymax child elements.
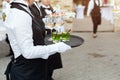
<box><xmin>12</xmin><ymin>0</ymin><xmax>29</xmax><ymax>7</ymax></box>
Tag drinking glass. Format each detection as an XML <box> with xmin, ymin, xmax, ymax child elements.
<box><xmin>52</xmin><ymin>32</ymin><xmax>61</xmax><ymax>43</ymax></box>
<box><xmin>44</xmin><ymin>15</ymin><xmax>55</xmax><ymax>41</ymax></box>
<box><xmin>61</xmin><ymin>32</ymin><xmax>70</xmax><ymax>41</ymax></box>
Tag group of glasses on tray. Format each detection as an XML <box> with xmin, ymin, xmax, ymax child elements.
<box><xmin>43</xmin><ymin>13</ymin><xmax>71</xmax><ymax>43</ymax></box>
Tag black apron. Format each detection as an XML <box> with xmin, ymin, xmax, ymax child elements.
<box><xmin>91</xmin><ymin>0</ymin><xmax>101</xmax><ymax>25</ymax></box>
<box><xmin>5</xmin><ymin>3</ymin><xmax>47</xmax><ymax>80</ymax></box>
<box><xmin>30</xmin><ymin>3</ymin><xmax>63</xmax><ymax>71</ymax></box>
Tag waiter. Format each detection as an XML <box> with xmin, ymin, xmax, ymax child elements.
<box><xmin>40</xmin><ymin>0</ymin><xmax>55</xmax><ymax>35</ymax></box>
<box><xmin>30</xmin><ymin>0</ymin><xmax>63</xmax><ymax>80</ymax></box>
<box><xmin>4</xmin><ymin>0</ymin><xmax>71</xmax><ymax>80</ymax></box>
<box><xmin>87</xmin><ymin>0</ymin><xmax>102</xmax><ymax>38</ymax></box>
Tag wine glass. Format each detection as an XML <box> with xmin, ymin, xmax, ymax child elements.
<box><xmin>44</xmin><ymin>15</ymin><xmax>55</xmax><ymax>41</ymax></box>
<box><xmin>54</xmin><ymin>13</ymin><xmax>65</xmax><ymax>34</ymax></box>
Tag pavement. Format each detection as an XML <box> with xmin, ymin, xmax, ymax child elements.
<box><xmin>1</xmin><ymin>32</ymin><xmax>120</xmax><ymax>80</ymax></box>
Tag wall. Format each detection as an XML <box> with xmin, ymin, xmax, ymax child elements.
<box><xmin>51</xmin><ymin>0</ymin><xmax>73</xmax><ymax>11</ymax></box>
<box><xmin>114</xmin><ymin>0</ymin><xmax>120</xmax><ymax>32</ymax></box>
<box><xmin>0</xmin><ymin>0</ymin><xmax>2</xmax><ymax>8</ymax></box>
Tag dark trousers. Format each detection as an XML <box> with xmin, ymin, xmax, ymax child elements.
<box><xmin>91</xmin><ymin>14</ymin><xmax>101</xmax><ymax>34</ymax></box>
<box><xmin>93</xmin><ymin>24</ymin><xmax>98</xmax><ymax>34</ymax></box>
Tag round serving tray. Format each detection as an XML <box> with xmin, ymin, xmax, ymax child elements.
<box><xmin>45</xmin><ymin>35</ymin><xmax>84</xmax><ymax>48</ymax></box>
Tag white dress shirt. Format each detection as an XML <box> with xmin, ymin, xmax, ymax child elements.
<box><xmin>5</xmin><ymin>1</ymin><xmax>71</xmax><ymax>59</ymax></box>
<box><xmin>87</xmin><ymin>0</ymin><xmax>102</xmax><ymax>16</ymax></box>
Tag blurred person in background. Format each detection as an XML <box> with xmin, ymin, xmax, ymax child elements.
<box><xmin>2</xmin><ymin>0</ymin><xmax>13</xmax><ymax>56</ymax></box>
<box><xmin>87</xmin><ymin>0</ymin><xmax>102</xmax><ymax>38</ymax></box>
<box><xmin>73</xmin><ymin>0</ymin><xmax>83</xmax><ymax>12</ymax></box>
<box><xmin>2</xmin><ymin>0</ymin><xmax>11</xmax><ymax>17</ymax></box>
<box><xmin>40</xmin><ymin>0</ymin><xmax>55</xmax><ymax>35</ymax></box>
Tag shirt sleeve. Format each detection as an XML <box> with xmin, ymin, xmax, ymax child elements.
<box><xmin>5</xmin><ymin>9</ymin><xmax>60</xmax><ymax>59</ymax></box>
<box><xmin>87</xmin><ymin>0</ymin><xmax>94</xmax><ymax>16</ymax></box>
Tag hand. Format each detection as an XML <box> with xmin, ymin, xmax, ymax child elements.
<box><xmin>56</xmin><ymin>42</ymin><xmax>71</xmax><ymax>53</ymax></box>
